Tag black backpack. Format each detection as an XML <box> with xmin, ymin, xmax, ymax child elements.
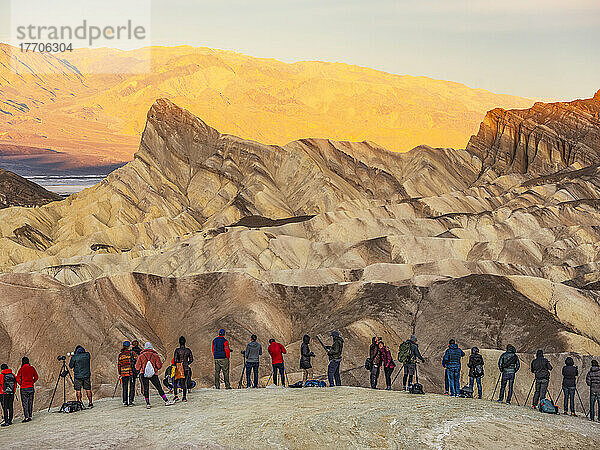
<box><xmin>2</xmin><ymin>373</ymin><xmax>16</xmax><ymax>394</ymax></box>
<box><xmin>459</xmin><ymin>385</ymin><xmax>473</xmax><ymax>398</ymax></box>
<box><xmin>60</xmin><ymin>401</ymin><xmax>85</xmax><ymax>413</ymax></box>
<box><xmin>408</xmin><ymin>365</ymin><xmax>425</xmax><ymax>395</ymax></box>
<box><xmin>365</xmin><ymin>358</ymin><xmax>373</xmax><ymax>371</ymax></box>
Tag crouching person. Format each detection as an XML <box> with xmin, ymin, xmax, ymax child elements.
<box><xmin>135</xmin><ymin>342</ymin><xmax>174</xmax><ymax>409</ymax></box>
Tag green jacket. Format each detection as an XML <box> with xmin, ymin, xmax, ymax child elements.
<box><xmin>327</xmin><ymin>336</ymin><xmax>344</xmax><ymax>360</ymax></box>
<box><xmin>69</xmin><ymin>352</ymin><xmax>91</xmax><ymax>379</ymax></box>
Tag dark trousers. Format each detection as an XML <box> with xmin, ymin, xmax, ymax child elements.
<box><xmin>469</xmin><ymin>376</ymin><xmax>483</xmax><ymax>399</ymax></box>
<box><xmin>140</xmin><ymin>375</ymin><xmax>165</xmax><ymax>403</ymax></box>
<box><xmin>370</xmin><ymin>365</ymin><xmax>380</xmax><ymax>389</ymax></box>
<box><xmin>590</xmin><ymin>392</ymin><xmax>600</xmax><ymax>421</ymax></box>
<box><xmin>174</xmin><ymin>369</ymin><xmax>191</xmax><ymax>399</ymax></box>
<box><xmin>498</xmin><ymin>372</ymin><xmax>515</xmax><ymax>402</ymax></box>
<box><xmin>1</xmin><ymin>393</ymin><xmax>14</xmax><ymax>424</ymax></box>
<box><xmin>384</xmin><ymin>367</ymin><xmax>394</xmax><ymax>388</ymax></box>
<box><xmin>563</xmin><ymin>387</ymin><xmax>576</xmax><ymax>413</ymax></box>
<box><xmin>403</xmin><ymin>363</ymin><xmax>416</xmax><ymax>389</ymax></box>
<box><xmin>532</xmin><ymin>378</ymin><xmax>549</xmax><ymax>407</ymax></box>
<box><xmin>20</xmin><ymin>388</ymin><xmax>34</xmax><ymax>419</ymax></box>
<box><xmin>328</xmin><ymin>358</ymin><xmax>342</xmax><ymax>386</ymax></box>
<box><xmin>272</xmin><ymin>363</ymin><xmax>285</xmax><ymax>386</ymax></box>
<box><xmin>246</xmin><ymin>362</ymin><xmax>259</xmax><ymax>388</ymax></box>
<box><xmin>121</xmin><ymin>375</ymin><xmax>136</xmax><ymax>404</ymax></box>
<box><xmin>447</xmin><ymin>367</ymin><xmax>460</xmax><ymax>396</ymax></box>
<box><xmin>444</xmin><ymin>368</ymin><xmax>449</xmax><ymax>393</ymax></box>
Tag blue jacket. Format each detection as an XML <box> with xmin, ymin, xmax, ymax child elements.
<box><xmin>212</xmin><ymin>336</ymin><xmax>230</xmax><ymax>359</ymax></box>
<box><xmin>442</xmin><ymin>344</ymin><xmax>465</xmax><ymax>369</ymax></box>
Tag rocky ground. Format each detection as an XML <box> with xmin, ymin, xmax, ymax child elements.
<box><xmin>0</xmin><ymin>387</ymin><xmax>598</xmax><ymax>449</ymax></box>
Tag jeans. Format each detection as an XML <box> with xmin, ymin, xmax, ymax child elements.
<box><xmin>563</xmin><ymin>387</ymin><xmax>576</xmax><ymax>413</ymax></box>
<box><xmin>370</xmin><ymin>365</ymin><xmax>380</xmax><ymax>389</ymax></box>
<box><xmin>246</xmin><ymin>362</ymin><xmax>259</xmax><ymax>388</ymax></box>
<box><xmin>532</xmin><ymin>378</ymin><xmax>549</xmax><ymax>407</ymax></box>
<box><xmin>140</xmin><ymin>374</ymin><xmax>166</xmax><ymax>404</ymax></box>
<box><xmin>447</xmin><ymin>367</ymin><xmax>460</xmax><ymax>396</ymax></box>
<box><xmin>403</xmin><ymin>363</ymin><xmax>416</xmax><ymax>389</ymax></box>
<box><xmin>444</xmin><ymin>369</ymin><xmax>449</xmax><ymax>393</ymax></box>
<box><xmin>20</xmin><ymin>388</ymin><xmax>34</xmax><ymax>419</ymax></box>
<box><xmin>590</xmin><ymin>392</ymin><xmax>600</xmax><ymax>421</ymax></box>
<box><xmin>214</xmin><ymin>358</ymin><xmax>231</xmax><ymax>389</ymax></box>
<box><xmin>469</xmin><ymin>376</ymin><xmax>482</xmax><ymax>399</ymax></box>
<box><xmin>272</xmin><ymin>363</ymin><xmax>285</xmax><ymax>386</ymax></box>
<box><xmin>1</xmin><ymin>393</ymin><xmax>14</xmax><ymax>424</ymax></box>
<box><xmin>384</xmin><ymin>367</ymin><xmax>394</xmax><ymax>389</ymax></box>
<box><xmin>328</xmin><ymin>358</ymin><xmax>342</xmax><ymax>386</ymax></box>
<box><xmin>174</xmin><ymin>368</ymin><xmax>191</xmax><ymax>399</ymax></box>
<box><xmin>498</xmin><ymin>372</ymin><xmax>515</xmax><ymax>402</ymax></box>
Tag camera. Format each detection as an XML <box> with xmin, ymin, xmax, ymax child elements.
<box><xmin>57</xmin><ymin>355</ymin><xmax>66</xmax><ymax>361</ymax></box>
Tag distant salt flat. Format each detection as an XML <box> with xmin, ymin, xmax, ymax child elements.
<box><xmin>25</xmin><ymin>175</ymin><xmax>106</xmax><ymax>196</ymax></box>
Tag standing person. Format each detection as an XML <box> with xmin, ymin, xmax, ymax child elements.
<box><xmin>379</xmin><ymin>341</ymin><xmax>396</xmax><ymax>390</ymax></box>
<box><xmin>497</xmin><ymin>344</ymin><xmax>520</xmax><ymax>404</ymax></box>
<box><xmin>402</xmin><ymin>335</ymin><xmax>425</xmax><ymax>391</ymax></box>
<box><xmin>586</xmin><ymin>360</ymin><xmax>600</xmax><ymax>422</ymax></box>
<box><xmin>442</xmin><ymin>339</ymin><xmax>465</xmax><ymax>397</ymax></box>
<box><xmin>118</xmin><ymin>341</ymin><xmax>135</xmax><ymax>406</ymax></box>
<box><xmin>467</xmin><ymin>347</ymin><xmax>484</xmax><ymax>399</ymax></box>
<box><xmin>212</xmin><ymin>329</ymin><xmax>231</xmax><ymax>389</ymax></box>
<box><xmin>130</xmin><ymin>340</ymin><xmax>142</xmax><ymax>401</ymax></box>
<box><xmin>562</xmin><ymin>357</ymin><xmax>578</xmax><ymax>416</ymax></box>
<box><xmin>300</xmin><ymin>335</ymin><xmax>315</xmax><ymax>384</ymax></box>
<box><xmin>530</xmin><ymin>349</ymin><xmax>552</xmax><ymax>408</ymax></box>
<box><xmin>69</xmin><ymin>345</ymin><xmax>93</xmax><ymax>408</ymax></box>
<box><xmin>370</xmin><ymin>337</ymin><xmax>382</xmax><ymax>389</ymax></box>
<box><xmin>15</xmin><ymin>357</ymin><xmax>38</xmax><ymax>422</ymax></box>
<box><xmin>135</xmin><ymin>342</ymin><xmax>174</xmax><ymax>409</ymax></box>
<box><xmin>0</xmin><ymin>364</ymin><xmax>16</xmax><ymax>427</ymax></box>
<box><xmin>325</xmin><ymin>331</ymin><xmax>344</xmax><ymax>387</ymax></box>
<box><xmin>244</xmin><ymin>335</ymin><xmax>262</xmax><ymax>388</ymax></box>
<box><xmin>268</xmin><ymin>339</ymin><xmax>287</xmax><ymax>386</ymax></box>
<box><xmin>173</xmin><ymin>336</ymin><xmax>194</xmax><ymax>402</ymax></box>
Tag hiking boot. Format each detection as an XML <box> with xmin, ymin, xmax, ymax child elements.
<box><xmin>496</xmin><ymin>399</ymin><xmax>503</xmax><ymax>403</ymax></box>
<box><xmin>146</xmin><ymin>404</ymin><xmax>152</xmax><ymax>409</ymax></box>
<box><xmin>1</xmin><ymin>423</ymin><xmax>9</xmax><ymax>427</ymax></box>
<box><xmin>173</xmin><ymin>396</ymin><xmax>180</xmax><ymax>402</ymax></box>
<box><xmin>385</xmin><ymin>387</ymin><xmax>391</xmax><ymax>391</ymax></box>
<box><xmin>506</xmin><ymin>401</ymin><xmax>511</xmax><ymax>405</ymax></box>
<box><xmin>564</xmin><ymin>411</ymin><xmax>568</xmax><ymax>415</ymax></box>
<box><xmin>88</xmin><ymin>403</ymin><xmax>94</xmax><ymax>409</ymax></box>
<box><xmin>165</xmin><ymin>399</ymin><xmax>176</xmax><ymax>406</ymax></box>
<box><xmin>182</xmin><ymin>398</ymin><xmax>188</xmax><ymax>402</ymax></box>
<box><xmin>571</xmin><ymin>412</ymin><xmax>577</xmax><ymax>417</ymax></box>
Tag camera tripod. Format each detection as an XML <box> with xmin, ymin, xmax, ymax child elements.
<box><xmin>48</xmin><ymin>356</ymin><xmax>74</xmax><ymax>412</ymax></box>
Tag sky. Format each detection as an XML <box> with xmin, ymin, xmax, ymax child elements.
<box><xmin>1</xmin><ymin>0</ymin><xmax>598</xmax><ymax>100</ymax></box>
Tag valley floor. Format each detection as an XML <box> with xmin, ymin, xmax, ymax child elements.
<box><xmin>0</xmin><ymin>387</ymin><xmax>598</xmax><ymax>449</ymax></box>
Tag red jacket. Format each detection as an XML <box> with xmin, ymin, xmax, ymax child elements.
<box><xmin>268</xmin><ymin>342</ymin><xmax>287</xmax><ymax>365</ymax></box>
<box><xmin>0</xmin><ymin>368</ymin><xmax>14</xmax><ymax>394</ymax></box>
<box><xmin>16</xmin><ymin>364</ymin><xmax>39</xmax><ymax>389</ymax></box>
<box><xmin>135</xmin><ymin>349</ymin><xmax>163</xmax><ymax>374</ymax></box>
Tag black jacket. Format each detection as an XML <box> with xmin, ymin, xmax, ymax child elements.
<box><xmin>409</xmin><ymin>342</ymin><xmax>424</xmax><ymax>364</ymax></box>
<box><xmin>498</xmin><ymin>347</ymin><xmax>520</xmax><ymax>374</ymax></box>
<box><xmin>562</xmin><ymin>365</ymin><xmax>578</xmax><ymax>388</ymax></box>
<box><xmin>327</xmin><ymin>336</ymin><xmax>344</xmax><ymax>360</ymax></box>
<box><xmin>531</xmin><ymin>356</ymin><xmax>552</xmax><ymax>380</ymax></box>
<box><xmin>174</xmin><ymin>346</ymin><xmax>194</xmax><ymax>371</ymax></box>
<box><xmin>467</xmin><ymin>353</ymin><xmax>484</xmax><ymax>378</ymax></box>
<box><xmin>300</xmin><ymin>335</ymin><xmax>315</xmax><ymax>369</ymax></box>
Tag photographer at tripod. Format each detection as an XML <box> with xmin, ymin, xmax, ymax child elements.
<box><xmin>69</xmin><ymin>346</ymin><xmax>93</xmax><ymax>408</ymax></box>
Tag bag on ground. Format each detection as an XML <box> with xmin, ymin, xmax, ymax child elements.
<box><xmin>459</xmin><ymin>385</ymin><xmax>473</xmax><ymax>398</ymax></box>
<box><xmin>409</xmin><ymin>382</ymin><xmax>424</xmax><ymax>394</ymax></box>
<box><xmin>539</xmin><ymin>398</ymin><xmax>558</xmax><ymax>414</ymax></box>
<box><xmin>289</xmin><ymin>381</ymin><xmax>304</xmax><ymax>388</ymax></box>
<box><xmin>60</xmin><ymin>401</ymin><xmax>85</xmax><ymax>413</ymax></box>
<box><xmin>305</xmin><ymin>380</ymin><xmax>327</xmax><ymax>387</ymax></box>
<box><xmin>144</xmin><ymin>360</ymin><xmax>155</xmax><ymax>377</ymax></box>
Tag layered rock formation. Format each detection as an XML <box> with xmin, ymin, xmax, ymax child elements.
<box><xmin>0</xmin><ymin>93</ymin><xmax>599</xmax><ymax>405</ymax></box>
<box><xmin>0</xmin><ymin>168</ymin><xmax>61</xmax><ymax>208</ymax></box>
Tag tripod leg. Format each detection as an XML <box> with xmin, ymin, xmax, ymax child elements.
<box><xmin>47</xmin><ymin>367</ymin><xmax>63</xmax><ymax>412</ymax></box>
<box><xmin>576</xmin><ymin>388</ymin><xmax>588</xmax><ymax>417</ymax></box>
<box><xmin>525</xmin><ymin>379</ymin><xmax>534</xmax><ymax>405</ymax></box>
<box><xmin>113</xmin><ymin>377</ymin><xmax>120</xmax><ymax>398</ymax></box>
<box><xmin>238</xmin><ymin>363</ymin><xmax>246</xmax><ymax>389</ymax></box>
<box><xmin>266</xmin><ymin>374</ymin><xmax>272</xmax><ymax>386</ymax></box>
<box><xmin>490</xmin><ymin>374</ymin><xmax>501</xmax><ymax>401</ymax></box>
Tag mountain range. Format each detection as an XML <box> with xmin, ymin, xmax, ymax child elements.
<box><xmin>0</xmin><ymin>89</ymin><xmax>599</xmax><ymax>407</ymax></box>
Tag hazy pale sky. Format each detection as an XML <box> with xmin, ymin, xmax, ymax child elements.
<box><xmin>2</xmin><ymin>0</ymin><xmax>598</xmax><ymax>99</ymax></box>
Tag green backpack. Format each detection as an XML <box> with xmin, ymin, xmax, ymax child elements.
<box><xmin>397</xmin><ymin>341</ymin><xmax>412</xmax><ymax>364</ymax></box>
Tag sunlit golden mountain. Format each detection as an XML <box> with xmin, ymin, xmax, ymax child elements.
<box><xmin>0</xmin><ymin>44</ymin><xmax>534</xmax><ymax>168</ymax></box>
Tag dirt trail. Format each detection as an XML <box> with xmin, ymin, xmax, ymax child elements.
<box><xmin>0</xmin><ymin>387</ymin><xmax>598</xmax><ymax>449</ymax></box>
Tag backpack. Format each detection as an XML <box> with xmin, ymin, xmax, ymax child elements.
<box><xmin>397</xmin><ymin>341</ymin><xmax>412</xmax><ymax>364</ymax></box>
<box><xmin>539</xmin><ymin>398</ymin><xmax>558</xmax><ymax>414</ymax></box>
<box><xmin>409</xmin><ymin>382</ymin><xmax>424</xmax><ymax>394</ymax></box>
<box><xmin>60</xmin><ymin>401</ymin><xmax>85</xmax><ymax>413</ymax></box>
<box><xmin>459</xmin><ymin>385</ymin><xmax>473</xmax><ymax>398</ymax></box>
<box><xmin>289</xmin><ymin>381</ymin><xmax>304</xmax><ymax>388</ymax></box>
<box><xmin>365</xmin><ymin>358</ymin><xmax>373</xmax><ymax>371</ymax></box>
<box><xmin>305</xmin><ymin>379</ymin><xmax>327</xmax><ymax>387</ymax></box>
<box><xmin>472</xmin><ymin>364</ymin><xmax>484</xmax><ymax>378</ymax></box>
<box><xmin>2</xmin><ymin>373</ymin><xmax>16</xmax><ymax>394</ymax></box>
<box><xmin>144</xmin><ymin>360</ymin><xmax>155</xmax><ymax>377</ymax></box>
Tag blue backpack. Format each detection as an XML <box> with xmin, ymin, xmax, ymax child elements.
<box><xmin>539</xmin><ymin>398</ymin><xmax>557</xmax><ymax>414</ymax></box>
<box><xmin>304</xmin><ymin>380</ymin><xmax>326</xmax><ymax>387</ymax></box>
